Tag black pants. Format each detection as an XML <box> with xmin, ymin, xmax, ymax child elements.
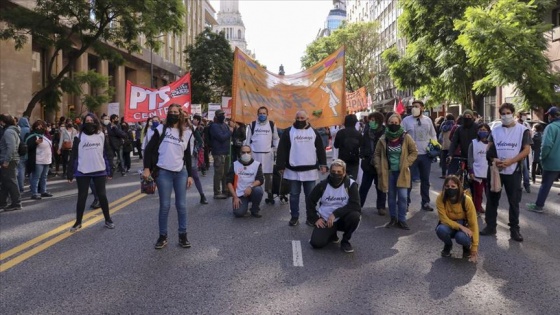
<box><xmin>310</xmin><ymin>211</ymin><xmax>361</xmax><ymax>248</ymax></box>
<box><xmin>531</xmin><ymin>161</ymin><xmax>541</xmax><ymax>183</ymax></box>
<box><xmin>0</xmin><ymin>160</ymin><xmax>21</xmax><ymax>206</ymax></box>
<box><xmin>75</xmin><ymin>176</ymin><xmax>111</xmax><ymax>225</ymax></box>
<box><xmin>122</xmin><ymin>150</ymin><xmax>131</xmax><ymax>171</ymax></box>
<box><xmin>485</xmin><ymin>171</ymin><xmax>522</xmax><ymax>230</ymax></box>
<box><xmin>135</xmin><ymin>140</ymin><xmax>143</xmax><ymax>159</ymax></box>
<box><xmin>61</xmin><ymin>149</ymin><xmax>71</xmax><ymax>175</ymax></box>
<box><xmin>345</xmin><ymin>162</ymin><xmax>359</xmax><ymax>180</ymax></box>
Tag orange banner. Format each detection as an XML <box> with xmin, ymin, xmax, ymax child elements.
<box><xmin>346</xmin><ymin>87</ymin><xmax>368</xmax><ymax>113</ymax></box>
<box><xmin>232</xmin><ymin>47</ymin><xmax>346</xmax><ymax>129</ymax></box>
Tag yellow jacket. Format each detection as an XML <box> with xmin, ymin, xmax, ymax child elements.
<box><xmin>436</xmin><ymin>193</ymin><xmax>479</xmax><ymax>252</ymax></box>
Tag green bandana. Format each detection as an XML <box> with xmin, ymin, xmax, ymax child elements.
<box><xmin>369</xmin><ymin>121</ymin><xmax>378</xmax><ymax>130</ymax></box>
<box><xmin>385</xmin><ymin>127</ymin><xmax>404</xmax><ymax>139</ymax></box>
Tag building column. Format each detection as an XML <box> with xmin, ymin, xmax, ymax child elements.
<box><xmin>97</xmin><ymin>59</ymin><xmax>109</xmax><ymax>116</ymax></box>
<box><xmin>114</xmin><ymin>65</ymin><xmax>126</xmax><ymax>116</ymax></box>
<box><xmin>74</xmin><ymin>53</ymin><xmax>89</xmax><ymax>115</ymax></box>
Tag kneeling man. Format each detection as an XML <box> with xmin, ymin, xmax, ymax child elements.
<box><xmin>227</xmin><ymin>145</ymin><xmax>264</xmax><ymax>218</ymax></box>
<box><xmin>306</xmin><ymin>159</ymin><xmax>361</xmax><ymax>253</ymax></box>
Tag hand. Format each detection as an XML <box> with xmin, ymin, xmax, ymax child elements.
<box><xmin>232</xmin><ymin>197</ymin><xmax>241</xmax><ymax>209</ymax></box>
<box><xmin>501</xmin><ymin>158</ymin><xmax>514</xmax><ymax>168</ymax></box>
<box><xmin>327</xmin><ymin>214</ymin><xmax>335</xmax><ymax>228</ymax></box>
<box><xmin>459</xmin><ymin>225</ymin><xmax>473</xmax><ymax>238</ymax></box>
<box><xmin>142</xmin><ymin>169</ymin><xmax>151</xmax><ymax>180</ymax></box>
<box><xmin>243</xmin><ymin>186</ymin><xmax>252</xmax><ymax>197</ymax></box>
<box><xmin>315</xmin><ymin>218</ymin><xmax>326</xmax><ymax>228</ymax></box>
<box><xmin>36</xmin><ymin>138</ymin><xmax>43</xmax><ymax>144</ymax></box>
<box><xmin>186</xmin><ymin>177</ymin><xmax>193</xmax><ymax>188</ymax></box>
<box><xmin>320</xmin><ymin>166</ymin><xmax>327</xmax><ymax>174</ymax></box>
<box><xmin>468</xmin><ymin>251</ymin><xmax>478</xmax><ymax>263</ymax></box>
<box><xmin>278</xmin><ymin>169</ymin><xmax>284</xmax><ymax>176</ymax></box>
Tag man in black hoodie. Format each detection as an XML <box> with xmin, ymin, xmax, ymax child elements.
<box><xmin>334</xmin><ymin>114</ymin><xmax>363</xmax><ymax>180</ymax></box>
<box><xmin>447</xmin><ymin>110</ymin><xmax>478</xmax><ymax>176</ymax></box>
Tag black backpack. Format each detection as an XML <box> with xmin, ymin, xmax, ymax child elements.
<box><xmin>341</xmin><ymin>136</ymin><xmax>360</xmax><ymax>163</ymax></box>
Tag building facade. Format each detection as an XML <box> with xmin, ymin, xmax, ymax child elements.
<box><xmin>213</xmin><ymin>0</ymin><xmax>252</xmax><ymax>57</ymax></box>
<box><xmin>0</xmin><ymin>0</ymin><xmax>213</xmax><ymax>123</ymax></box>
<box><xmin>316</xmin><ymin>0</ymin><xmax>347</xmax><ymax>38</ymax></box>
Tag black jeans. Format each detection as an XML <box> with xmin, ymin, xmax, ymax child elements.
<box><xmin>0</xmin><ymin>160</ymin><xmax>21</xmax><ymax>206</ymax></box>
<box><xmin>485</xmin><ymin>171</ymin><xmax>522</xmax><ymax>230</ymax></box>
<box><xmin>61</xmin><ymin>149</ymin><xmax>71</xmax><ymax>175</ymax></box>
<box><xmin>346</xmin><ymin>162</ymin><xmax>359</xmax><ymax>180</ymax></box>
<box><xmin>75</xmin><ymin>176</ymin><xmax>111</xmax><ymax>225</ymax></box>
<box><xmin>359</xmin><ymin>170</ymin><xmax>386</xmax><ymax>209</ymax></box>
<box><xmin>310</xmin><ymin>211</ymin><xmax>361</xmax><ymax>248</ymax></box>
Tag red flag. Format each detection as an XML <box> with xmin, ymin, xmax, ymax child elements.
<box><xmin>395</xmin><ymin>97</ymin><xmax>405</xmax><ymax>115</ymax></box>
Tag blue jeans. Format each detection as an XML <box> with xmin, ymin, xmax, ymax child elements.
<box><xmin>289</xmin><ymin>180</ymin><xmax>316</xmax><ymax>218</ymax></box>
<box><xmin>408</xmin><ymin>154</ymin><xmax>432</xmax><ymax>205</ymax></box>
<box><xmin>359</xmin><ymin>170</ymin><xmax>387</xmax><ymax>209</ymax></box>
<box><xmin>388</xmin><ymin>171</ymin><xmax>408</xmax><ymax>222</ymax></box>
<box><xmin>535</xmin><ymin>170</ymin><xmax>560</xmax><ymax>207</ymax></box>
<box><xmin>30</xmin><ymin>164</ymin><xmax>49</xmax><ymax>195</ymax></box>
<box><xmin>436</xmin><ymin>222</ymin><xmax>471</xmax><ymax>247</ymax></box>
<box><xmin>156</xmin><ymin>167</ymin><xmax>188</xmax><ymax>235</ymax></box>
<box><xmin>17</xmin><ymin>157</ymin><xmax>26</xmax><ymax>192</ymax></box>
<box><xmin>233</xmin><ymin>186</ymin><xmax>264</xmax><ymax>217</ymax></box>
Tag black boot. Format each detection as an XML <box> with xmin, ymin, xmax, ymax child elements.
<box><xmin>385</xmin><ymin>217</ymin><xmax>397</xmax><ymax>228</ymax></box>
<box><xmin>462</xmin><ymin>246</ymin><xmax>471</xmax><ymax>258</ymax></box>
<box><xmin>265</xmin><ymin>192</ymin><xmax>275</xmax><ymax>205</ymax></box>
<box><xmin>200</xmin><ymin>194</ymin><xmax>208</xmax><ymax>204</ymax></box>
<box><xmin>510</xmin><ymin>228</ymin><xmax>524</xmax><ymax>242</ymax></box>
<box><xmin>441</xmin><ymin>244</ymin><xmax>452</xmax><ymax>257</ymax></box>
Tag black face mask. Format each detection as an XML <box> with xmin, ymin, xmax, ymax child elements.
<box><xmin>328</xmin><ymin>173</ymin><xmax>344</xmax><ymax>186</ymax></box>
<box><xmin>463</xmin><ymin>117</ymin><xmax>473</xmax><ymax>127</ymax></box>
<box><xmin>445</xmin><ymin>188</ymin><xmax>459</xmax><ymax>199</ymax></box>
<box><xmin>83</xmin><ymin>123</ymin><xmax>96</xmax><ymax>135</ymax></box>
<box><xmin>167</xmin><ymin>114</ymin><xmax>179</xmax><ymax>124</ymax></box>
<box><xmin>35</xmin><ymin>129</ymin><xmax>45</xmax><ymax>134</ymax></box>
<box><xmin>387</xmin><ymin>124</ymin><xmax>400</xmax><ymax>132</ymax></box>
<box><xmin>216</xmin><ymin>115</ymin><xmax>225</xmax><ymax>123</ymax></box>
<box><xmin>294</xmin><ymin>120</ymin><xmax>307</xmax><ymax>129</ymax></box>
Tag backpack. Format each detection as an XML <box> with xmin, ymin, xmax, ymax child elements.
<box><xmin>341</xmin><ymin>136</ymin><xmax>360</xmax><ymax>163</ymax></box>
<box><xmin>250</xmin><ymin>120</ymin><xmax>275</xmax><ymax>147</ymax></box>
<box><xmin>18</xmin><ymin>133</ymin><xmax>28</xmax><ymax>156</ymax></box>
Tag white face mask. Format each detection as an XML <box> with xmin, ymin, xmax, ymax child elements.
<box><xmin>240</xmin><ymin>153</ymin><xmax>251</xmax><ymax>163</ymax></box>
<box><xmin>521</xmin><ymin>115</ymin><xmax>528</xmax><ymax>121</ymax></box>
<box><xmin>102</xmin><ymin>119</ymin><xmax>110</xmax><ymax>126</ymax></box>
<box><xmin>501</xmin><ymin>114</ymin><xmax>514</xmax><ymax>126</ymax></box>
<box><xmin>412</xmin><ymin>107</ymin><xmax>421</xmax><ymax>117</ymax></box>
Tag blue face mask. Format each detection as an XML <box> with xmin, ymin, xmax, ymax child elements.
<box><xmin>151</xmin><ymin>121</ymin><xmax>160</xmax><ymax>129</ymax></box>
<box><xmin>478</xmin><ymin>131</ymin><xmax>489</xmax><ymax>139</ymax></box>
<box><xmin>258</xmin><ymin>114</ymin><xmax>267</xmax><ymax>122</ymax></box>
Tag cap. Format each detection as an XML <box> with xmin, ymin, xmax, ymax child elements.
<box><xmin>545</xmin><ymin>106</ymin><xmax>559</xmax><ymax>116</ymax></box>
<box><xmin>215</xmin><ymin>109</ymin><xmax>225</xmax><ymax>116</ymax></box>
<box><xmin>462</xmin><ymin>109</ymin><xmax>474</xmax><ymax>117</ymax></box>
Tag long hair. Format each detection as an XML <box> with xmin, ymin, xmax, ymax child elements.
<box><xmin>165</xmin><ymin>104</ymin><xmax>185</xmax><ymax>140</ymax></box>
<box><xmin>442</xmin><ymin>175</ymin><xmax>463</xmax><ymax>204</ymax></box>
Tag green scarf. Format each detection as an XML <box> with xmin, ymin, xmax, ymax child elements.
<box><xmin>385</xmin><ymin>127</ymin><xmax>404</xmax><ymax>140</ymax></box>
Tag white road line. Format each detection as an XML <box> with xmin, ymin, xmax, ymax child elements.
<box><xmin>292</xmin><ymin>240</ymin><xmax>303</xmax><ymax>267</ymax></box>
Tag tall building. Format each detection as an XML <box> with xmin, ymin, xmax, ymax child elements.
<box><xmin>0</xmin><ymin>0</ymin><xmax>211</xmax><ymax>122</ymax></box>
<box><xmin>214</xmin><ymin>0</ymin><xmax>253</xmax><ymax>57</ymax></box>
<box><xmin>317</xmin><ymin>0</ymin><xmax>347</xmax><ymax>38</ymax></box>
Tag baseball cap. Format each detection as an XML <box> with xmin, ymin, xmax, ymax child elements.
<box><xmin>545</xmin><ymin>106</ymin><xmax>559</xmax><ymax>116</ymax></box>
<box><xmin>215</xmin><ymin>109</ymin><xmax>225</xmax><ymax>116</ymax></box>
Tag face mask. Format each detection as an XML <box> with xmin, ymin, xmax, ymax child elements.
<box><xmin>463</xmin><ymin>117</ymin><xmax>473</xmax><ymax>127</ymax></box>
<box><xmin>294</xmin><ymin>120</ymin><xmax>307</xmax><ymax>129</ymax></box>
<box><xmin>445</xmin><ymin>188</ymin><xmax>459</xmax><ymax>198</ymax></box>
<box><xmin>501</xmin><ymin>114</ymin><xmax>514</xmax><ymax>126</ymax></box>
<box><xmin>521</xmin><ymin>115</ymin><xmax>528</xmax><ymax>122</ymax></box>
<box><xmin>412</xmin><ymin>107</ymin><xmax>421</xmax><ymax>117</ymax></box>
<box><xmin>167</xmin><ymin>114</ymin><xmax>179</xmax><ymax>124</ymax></box>
<box><xmin>388</xmin><ymin>124</ymin><xmax>401</xmax><ymax>132</ymax></box>
<box><xmin>240</xmin><ymin>153</ymin><xmax>251</xmax><ymax>163</ymax></box>
<box><xmin>328</xmin><ymin>173</ymin><xmax>344</xmax><ymax>186</ymax></box>
<box><xmin>102</xmin><ymin>119</ymin><xmax>110</xmax><ymax>126</ymax></box>
<box><xmin>369</xmin><ymin>121</ymin><xmax>378</xmax><ymax>130</ymax></box>
<box><xmin>478</xmin><ymin>131</ymin><xmax>489</xmax><ymax>139</ymax></box>
<box><xmin>35</xmin><ymin>128</ymin><xmax>45</xmax><ymax>134</ymax></box>
<box><xmin>83</xmin><ymin>123</ymin><xmax>96</xmax><ymax>135</ymax></box>
<box><xmin>216</xmin><ymin>115</ymin><xmax>226</xmax><ymax>123</ymax></box>
<box><xmin>258</xmin><ymin>114</ymin><xmax>267</xmax><ymax>122</ymax></box>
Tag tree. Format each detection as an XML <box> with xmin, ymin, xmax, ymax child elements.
<box><xmin>455</xmin><ymin>0</ymin><xmax>560</xmax><ymax>109</ymax></box>
<box><xmin>74</xmin><ymin>71</ymin><xmax>115</xmax><ymax>114</ymax></box>
<box><xmin>185</xmin><ymin>28</ymin><xmax>233</xmax><ymax>105</ymax></box>
<box><xmin>0</xmin><ymin>0</ymin><xmax>185</xmax><ymax>117</ymax></box>
<box><xmin>301</xmin><ymin>21</ymin><xmax>382</xmax><ymax>92</ymax></box>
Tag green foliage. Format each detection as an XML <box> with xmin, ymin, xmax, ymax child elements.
<box><xmin>301</xmin><ymin>21</ymin><xmax>382</xmax><ymax>92</ymax></box>
<box><xmin>74</xmin><ymin>71</ymin><xmax>115</xmax><ymax>114</ymax></box>
<box><xmin>185</xmin><ymin>28</ymin><xmax>234</xmax><ymax>105</ymax></box>
<box><xmin>0</xmin><ymin>0</ymin><xmax>185</xmax><ymax>116</ymax></box>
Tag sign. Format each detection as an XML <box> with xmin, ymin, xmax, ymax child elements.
<box><xmin>107</xmin><ymin>103</ymin><xmax>120</xmax><ymax>117</ymax></box>
<box><xmin>232</xmin><ymin>47</ymin><xmax>346</xmax><ymax>129</ymax></box>
<box><xmin>124</xmin><ymin>73</ymin><xmax>191</xmax><ymax>122</ymax></box>
<box><xmin>346</xmin><ymin>87</ymin><xmax>368</xmax><ymax>113</ymax></box>
<box><xmin>191</xmin><ymin>104</ymin><xmax>202</xmax><ymax>115</ymax></box>
<box><xmin>222</xmin><ymin>97</ymin><xmax>232</xmax><ymax>118</ymax></box>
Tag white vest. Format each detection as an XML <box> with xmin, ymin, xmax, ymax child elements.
<box><xmin>318</xmin><ymin>179</ymin><xmax>354</xmax><ymax>221</ymax></box>
<box><xmin>77</xmin><ymin>132</ymin><xmax>106</xmax><ymax>174</ymax></box>
<box><xmin>471</xmin><ymin>139</ymin><xmax>488</xmax><ymax>178</ymax></box>
<box><xmin>289</xmin><ymin>127</ymin><xmax>317</xmax><ymax>167</ymax></box>
<box><xmin>492</xmin><ymin>123</ymin><xmax>526</xmax><ymax>175</ymax></box>
<box><xmin>232</xmin><ymin>160</ymin><xmax>261</xmax><ymax>197</ymax></box>
<box><xmin>156</xmin><ymin>125</ymin><xmax>192</xmax><ymax>172</ymax></box>
<box><xmin>250</xmin><ymin>121</ymin><xmax>273</xmax><ymax>153</ymax></box>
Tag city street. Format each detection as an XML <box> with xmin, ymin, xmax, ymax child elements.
<box><xmin>1</xmin><ymin>154</ymin><xmax>559</xmax><ymax>314</ymax></box>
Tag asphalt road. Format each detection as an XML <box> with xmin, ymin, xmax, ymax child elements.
<box><xmin>1</xmin><ymin>154</ymin><xmax>559</xmax><ymax>314</ymax></box>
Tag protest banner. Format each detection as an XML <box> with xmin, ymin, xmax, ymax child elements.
<box><xmin>346</xmin><ymin>87</ymin><xmax>368</xmax><ymax>113</ymax></box>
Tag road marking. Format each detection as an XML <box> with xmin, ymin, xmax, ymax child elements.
<box><xmin>292</xmin><ymin>240</ymin><xmax>303</xmax><ymax>267</ymax></box>
<box><xmin>0</xmin><ymin>191</ymin><xmax>145</xmax><ymax>272</ymax></box>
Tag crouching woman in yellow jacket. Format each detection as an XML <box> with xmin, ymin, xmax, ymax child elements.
<box><xmin>436</xmin><ymin>175</ymin><xmax>479</xmax><ymax>263</ymax></box>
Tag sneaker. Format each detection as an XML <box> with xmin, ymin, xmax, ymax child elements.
<box><xmin>441</xmin><ymin>244</ymin><xmax>452</xmax><ymax>257</ymax></box>
<box><xmin>385</xmin><ymin>217</ymin><xmax>398</xmax><ymax>228</ymax></box>
<box><xmin>330</xmin><ymin>234</ymin><xmax>340</xmax><ymax>244</ymax></box>
<box><xmin>178</xmin><ymin>233</ymin><xmax>191</xmax><ymax>248</ymax></box>
<box><xmin>340</xmin><ymin>241</ymin><xmax>354</xmax><ymax>253</ymax></box>
<box><xmin>462</xmin><ymin>246</ymin><xmax>471</xmax><ymax>259</ymax></box>
<box><xmin>90</xmin><ymin>200</ymin><xmax>101</xmax><ymax>209</ymax></box>
<box><xmin>510</xmin><ymin>229</ymin><xmax>524</xmax><ymax>242</ymax></box>
<box><xmin>280</xmin><ymin>196</ymin><xmax>288</xmax><ymax>204</ymax></box>
<box><xmin>155</xmin><ymin>235</ymin><xmax>168</xmax><ymax>249</ymax></box>
<box><xmin>422</xmin><ymin>203</ymin><xmax>434</xmax><ymax>211</ymax></box>
<box><xmin>104</xmin><ymin>221</ymin><xmax>115</xmax><ymax>229</ymax></box>
<box><xmin>305</xmin><ymin>220</ymin><xmax>315</xmax><ymax>227</ymax></box>
<box><xmin>4</xmin><ymin>204</ymin><xmax>22</xmax><ymax>211</ymax></box>
<box><xmin>524</xmin><ymin>185</ymin><xmax>531</xmax><ymax>193</ymax></box>
<box><xmin>479</xmin><ymin>226</ymin><xmax>497</xmax><ymax>236</ymax></box>
<box><xmin>69</xmin><ymin>224</ymin><xmax>82</xmax><ymax>233</ymax></box>
<box><xmin>397</xmin><ymin>221</ymin><xmax>410</xmax><ymax>230</ymax></box>
<box><xmin>288</xmin><ymin>217</ymin><xmax>299</xmax><ymax>226</ymax></box>
<box><xmin>377</xmin><ymin>208</ymin><xmax>387</xmax><ymax>216</ymax></box>
<box><xmin>251</xmin><ymin>212</ymin><xmax>262</xmax><ymax>218</ymax></box>
<box><xmin>40</xmin><ymin>192</ymin><xmax>53</xmax><ymax>197</ymax></box>
<box><xmin>526</xmin><ymin>203</ymin><xmax>544</xmax><ymax>213</ymax></box>
<box><xmin>31</xmin><ymin>195</ymin><xmax>42</xmax><ymax>200</ymax></box>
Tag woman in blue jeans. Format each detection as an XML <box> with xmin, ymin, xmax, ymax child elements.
<box><xmin>26</xmin><ymin>120</ymin><xmax>54</xmax><ymax>200</ymax></box>
<box><xmin>143</xmin><ymin>104</ymin><xmax>194</xmax><ymax>250</ymax></box>
<box><xmin>374</xmin><ymin>114</ymin><xmax>418</xmax><ymax>230</ymax></box>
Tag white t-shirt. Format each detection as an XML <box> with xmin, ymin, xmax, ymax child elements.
<box><xmin>35</xmin><ymin>136</ymin><xmax>53</xmax><ymax>165</ymax></box>
<box><xmin>156</xmin><ymin>125</ymin><xmax>192</xmax><ymax>172</ymax></box>
<box><xmin>77</xmin><ymin>132</ymin><xmax>106</xmax><ymax>174</ymax></box>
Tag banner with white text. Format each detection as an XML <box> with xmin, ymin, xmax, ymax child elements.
<box><xmin>124</xmin><ymin>73</ymin><xmax>191</xmax><ymax>122</ymax></box>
